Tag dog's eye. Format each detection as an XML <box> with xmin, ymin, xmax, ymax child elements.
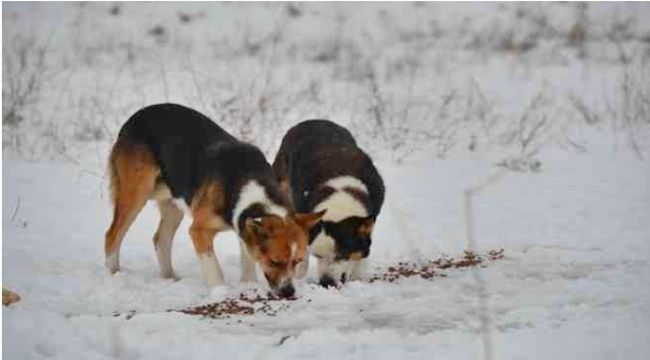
<box><xmin>270</xmin><ymin>259</ymin><xmax>286</xmax><ymax>268</ymax></box>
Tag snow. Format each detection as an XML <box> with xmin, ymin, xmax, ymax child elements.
<box><xmin>3</xmin><ymin>2</ymin><xmax>650</xmax><ymax>360</ymax></box>
<box><xmin>4</xmin><ymin>143</ymin><xmax>650</xmax><ymax>358</ymax></box>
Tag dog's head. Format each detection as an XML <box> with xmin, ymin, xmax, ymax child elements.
<box><xmin>310</xmin><ymin>216</ymin><xmax>375</xmax><ymax>262</ymax></box>
<box><xmin>310</xmin><ymin>216</ymin><xmax>375</xmax><ymax>288</ymax></box>
<box><xmin>242</xmin><ymin>211</ymin><xmax>325</xmax><ymax>297</ymax></box>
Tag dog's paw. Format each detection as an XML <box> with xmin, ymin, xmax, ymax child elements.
<box><xmin>318</xmin><ymin>275</ymin><xmax>337</xmax><ymax>288</ymax></box>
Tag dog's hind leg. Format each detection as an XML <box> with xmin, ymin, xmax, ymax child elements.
<box><xmin>105</xmin><ymin>143</ymin><xmax>158</xmax><ymax>273</ymax></box>
<box><xmin>154</xmin><ymin>200</ymin><xmax>184</xmax><ymax>279</ymax></box>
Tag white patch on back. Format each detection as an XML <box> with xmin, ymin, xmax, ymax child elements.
<box><xmin>232</xmin><ymin>180</ymin><xmax>288</xmax><ymax>233</ymax></box>
<box><xmin>325</xmin><ymin>176</ymin><xmax>368</xmax><ymax>193</ymax></box>
<box><xmin>314</xmin><ymin>176</ymin><xmax>369</xmax><ymax>222</ymax></box>
<box><xmin>314</xmin><ymin>192</ymin><xmax>368</xmax><ymax>222</ymax></box>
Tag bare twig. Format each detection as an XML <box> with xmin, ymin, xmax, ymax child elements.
<box><xmin>10</xmin><ymin>197</ymin><xmax>21</xmax><ymax>221</ymax></box>
<box><xmin>185</xmin><ymin>55</ymin><xmax>206</xmax><ymax>109</ymax></box>
<box><xmin>463</xmin><ymin>170</ymin><xmax>508</xmax><ymax>360</ymax></box>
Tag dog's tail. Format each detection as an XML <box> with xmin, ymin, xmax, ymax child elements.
<box><xmin>107</xmin><ymin>140</ymin><xmax>121</xmax><ymax>204</ymax></box>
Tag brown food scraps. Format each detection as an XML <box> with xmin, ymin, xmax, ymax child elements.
<box><xmin>370</xmin><ymin>249</ymin><xmax>505</xmax><ymax>283</ymax></box>
<box><xmin>115</xmin><ymin>249</ymin><xmax>506</xmax><ymax>320</ymax></box>
<box><xmin>175</xmin><ymin>292</ymin><xmax>292</xmax><ymax>319</ymax></box>
<box><xmin>177</xmin><ymin>298</ymin><xmax>254</xmax><ymax>318</ymax></box>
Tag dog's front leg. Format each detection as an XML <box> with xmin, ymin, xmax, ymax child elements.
<box><xmin>317</xmin><ymin>258</ymin><xmax>337</xmax><ymax>287</ymax></box>
<box><xmin>190</xmin><ymin>225</ymin><xmax>224</xmax><ymax>288</ymax></box>
<box><xmin>239</xmin><ymin>241</ymin><xmax>257</xmax><ymax>282</ymax></box>
<box><xmin>347</xmin><ymin>259</ymin><xmax>366</xmax><ymax>281</ymax></box>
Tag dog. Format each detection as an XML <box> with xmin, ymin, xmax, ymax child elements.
<box><xmin>104</xmin><ymin>103</ymin><xmax>324</xmax><ymax>298</ymax></box>
<box><xmin>273</xmin><ymin>120</ymin><xmax>384</xmax><ymax>287</ymax></box>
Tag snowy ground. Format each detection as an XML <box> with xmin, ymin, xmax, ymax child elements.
<box><xmin>4</xmin><ymin>137</ymin><xmax>650</xmax><ymax>359</ymax></box>
<box><xmin>3</xmin><ymin>2</ymin><xmax>650</xmax><ymax>360</ymax></box>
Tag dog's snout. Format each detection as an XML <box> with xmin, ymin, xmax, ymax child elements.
<box><xmin>278</xmin><ymin>283</ymin><xmax>295</xmax><ymax>298</ymax></box>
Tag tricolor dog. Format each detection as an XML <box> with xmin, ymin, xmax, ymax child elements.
<box><xmin>273</xmin><ymin>120</ymin><xmax>385</xmax><ymax>287</ymax></box>
<box><xmin>104</xmin><ymin>104</ymin><xmax>324</xmax><ymax>298</ymax></box>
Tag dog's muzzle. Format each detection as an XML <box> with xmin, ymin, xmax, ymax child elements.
<box><xmin>277</xmin><ymin>282</ymin><xmax>295</xmax><ymax>298</ymax></box>
<box><xmin>267</xmin><ymin>275</ymin><xmax>295</xmax><ymax>298</ymax></box>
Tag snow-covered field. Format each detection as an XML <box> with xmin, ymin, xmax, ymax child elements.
<box><xmin>3</xmin><ymin>2</ymin><xmax>650</xmax><ymax>359</ymax></box>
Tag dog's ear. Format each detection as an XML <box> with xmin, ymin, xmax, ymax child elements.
<box><xmin>293</xmin><ymin>210</ymin><xmax>326</xmax><ymax>230</ymax></box>
<box><xmin>244</xmin><ymin>217</ymin><xmax>268</xmax><ymax>249</ymax></box>
<box><xmin>245</xmin><ymin>217</ymin><xmax>264</xmax><ymax>235</ymax></box>
<box><xmin>357</xmin><ymin>217</ymin><xmax>374</xmax><ymax>239</ymax></box>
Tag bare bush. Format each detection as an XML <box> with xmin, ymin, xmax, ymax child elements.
<box><xmin>2</xmin><ymin>32</ymin><xmax>49</xmax><ymax>153</ymax></box>
<box><xmin>499</xmin><ymin>93</ymin><xmax>557</xmax><ymax>156</ymax></box>
<box><xmin>350</xmin><ymin>65</ymin><xmax>505</xmax><ymax>162</ymax></box>
<box><xmin>605</xmin><ymin>69</ymin><xmax>650</xmax><ymax>160</ymax></box>
<box><xmin>569</xmin><ymin>95</ymin><xmax>601</xmax><ymax>126</ymax></box>
<box><xmin>3</xmin><ymin>3</ymin><xmax>650</xmax><ymax>166</ymax></box>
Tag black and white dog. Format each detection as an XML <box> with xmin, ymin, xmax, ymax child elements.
<box><xmin>273</xmin><ymin>120</ymin><xmax>385</xmax><ymax>287</ymax></box>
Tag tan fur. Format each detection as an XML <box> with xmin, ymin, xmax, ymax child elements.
<box><xmin>357</xmin><ymin>218</ymin><xmax>375</xmax><ymax>239</ymax></box>
<box><xmin>242</xmin><ymin>215</ymin><xmax>309</xmax><ymax>287</ymax></box>
<box><xmin>271</xmin><ymin>153</ymin><xmax>293</xmax><ymax>207</ymax></box>
<box><xmin>188</xmin><ymin>181</ymin><xmax>229</xmax><ymax>257</ymax></box>
<box><xmin>190</xmin><ymin>181</ymin><xmax>229</xmax><ymax>233</ymax></box>
<box><xmin>278</xmin><ymin>177</ymin><xmax>293</xmax><ymax>207</ymax></box>
<box><xmin>104</xmin><ymin>141</ymin><xmax>159</xmax><ymax>271</ymax></box>
<box><xmin>189</xmin><ymin>226</ymin><xmax>219</xmax><ymax>254</ymax></box>
<box><xmin>294</xmin><ymin>210</ymin><xmax>327</xmax><ymax>230</ymax></box>
<box><xmin>105</xmin><ymin>141</ymin><xmax>325</xmax><ymax>292</ymax></box>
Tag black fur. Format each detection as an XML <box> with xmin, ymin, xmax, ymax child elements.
<box><xmin>117</xmin><ymin>103</ymin><xmax>289</xmax><ymax>225</ymax></box>
<box><xmin>318</xmin><ymin>274</ymin><xmax>337</xmax><ymax>288</ymax></box>
<box><xmin>322</xmin><ymin>217</ymin><xmax>372</xmax><ymax>260</ymax></box>
<box><xmin>273</xmin><ymin>120</ymin><xmax>384</xmax><ymax>218</ymax></box>
<box><xmin>273</xmin><ymin>120</ymin><xmax>384</xmax><ymax>256</ymax></box>
<box><xmin>236</xmin><ymin>202</ymin><xmax>269</xmax><ymax>236</ymax></box>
